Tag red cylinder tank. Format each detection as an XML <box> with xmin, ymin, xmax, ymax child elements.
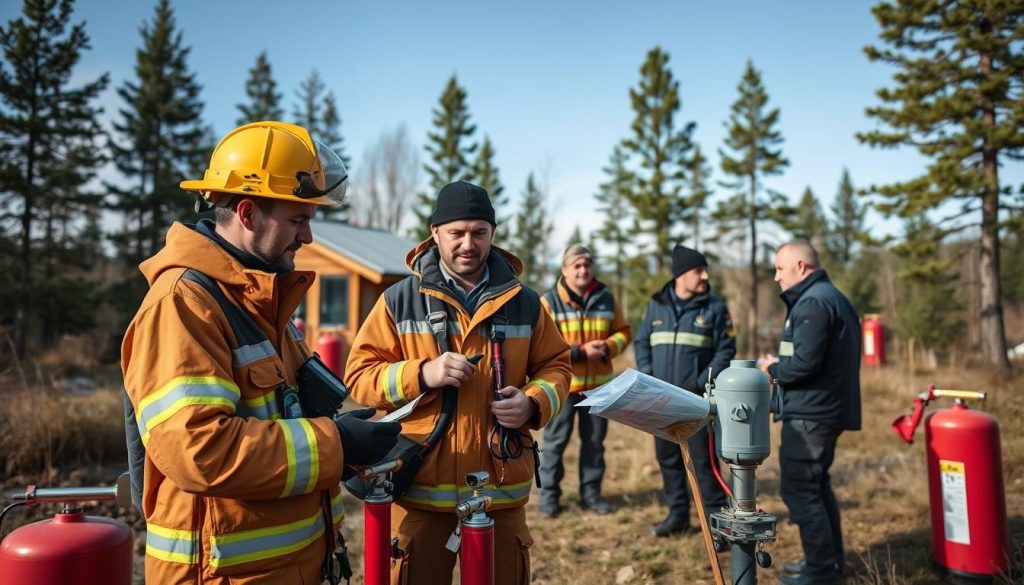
<box><xmin>318</xmin><ymin>331</ymin><xmax>344</xmax><ymax>375</ymax></box>
<box><xmin>0</xmin><ymin>511</ymin><xmax>133</xmax><ymax>585</ymax></box>
<box><xmin>459</xmin><ymin>523</ymin><xmax>494</xmax><ymax>585</ymax></box>
<box><xmin>925</xmin><ymin>402</ymin><xmax>1008</xmax><ymax>578</ymax></box>
<box><xmin>862</xmin><ymin>314</ymin><xmax>885</xmax><ymax>366</ymax></box>
<box><xmin>364</xmin><ymin>498</ymin><xmax>391</xmax><ymax>585</ymax></box>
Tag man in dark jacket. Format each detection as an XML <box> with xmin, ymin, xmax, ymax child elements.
<box><xmin>759</xmin><ymin>240</ymin><xmax>861</xmax><ymax>585</ymax></box>
<box><xmin>635</xmin><ymin>245</ymin><xmax>736</xmax><ymax>537</ymax></box>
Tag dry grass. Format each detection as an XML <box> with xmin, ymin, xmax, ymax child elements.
<box><xmin>2</xmin><ymin>351</ymin><xmax>1022</xmax><ymax>584</ymax></box>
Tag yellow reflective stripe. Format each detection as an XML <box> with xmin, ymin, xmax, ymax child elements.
<box><xmin>528</xmin><ymin>379</ymin><xmax>560</xmax><ymax>418</ymax></box>
<box><xmin>331</xmin><ymin>490</ymin><xmax>345</xmax><ymax>525</ymax></box>
<box><xmin>146</xmin><ymin>523</ymin><xmax>199</xmax><ymax>564</ymax></box>
<box><xmin>558</xmin><ymin>320</ymin><xmax>611</xmax><ymax>334</ymax></box>
<box><xmin>401</xmin><ymin>480</ymin><xmax>533</xmax><ymax>508</ymax></box>
<box><xmin>779</xmin><ymin>340</ymin><xmax>794</xmax><ymax>357</ymax></box>
<box><xmin>210</xmin><ymin>508</ymin><xmax>324</xmax><ymax>568</ymax></box>
<box><xmin>569</xmin><ymin>372</ymin><xmax>616</xmax><ymax>392</ymax></box>
<box><xmin>277</xmin><ymin>419</ymin><xmax>319</xmax><ymax>497</ymax></box>
<box><xmin>137</xmin><ymin>376</ymin><xmax>240</xmax><ymax>443</ymax></box>
<box><xmin>238</xmin><ymin>391</ymin><xmax>281</xmax><ymax>420</ymax></box>
<box><xmin>609</xmin><ymin>332</ymin><xmax>628</xmax><ymax>353</ymax></box>
<box><xmin>649</xmin><ymin>331</ymin><xmax>712</xmax><ymax>348</ymax></box>
<box><xmin>381</xmin><ymin>361</ymin><xmax>409</xmax><ymax>408</ymax></box>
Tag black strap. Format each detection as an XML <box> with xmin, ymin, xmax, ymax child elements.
<box><xmin>425</xmin><ymin>293</ymin><xmax>451</xmax><ymax>354</ymax></box>
<box><xmin>182</xmin><ymin>269</ymin><xmax>269</xmax><ymax>348</ymax></box>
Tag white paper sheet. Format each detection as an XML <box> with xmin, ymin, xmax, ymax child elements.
<box><xmin>577</xmin><ymin>368</ymin><xmax>710</xmax><ymax>443</ymax></box>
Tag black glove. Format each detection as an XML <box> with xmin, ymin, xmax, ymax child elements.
<box><xmin>333</xmin><ymin>408</ymin><xmax>402</xmax><ymax>468</ymax></box>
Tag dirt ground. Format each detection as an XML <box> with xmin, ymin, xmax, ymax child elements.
<box><xmin>2</xmin><ymin>364</ymin><xmax>1021</xmax><ymax>584</ymax></box>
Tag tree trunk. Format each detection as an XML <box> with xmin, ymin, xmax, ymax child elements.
<box><xmin>747</xmin><ymin>175</ymin><xmax>758</xmax><ymax>355</ymax></box>
<box><xmin>978</xmin><ymin>44</ymin><xmax>1010</xmax><ymax>372</ymax></box>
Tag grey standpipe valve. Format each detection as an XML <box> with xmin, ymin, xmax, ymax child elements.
<box><xmin>455</xmin><ymin>471</ymin><xmax>492</xmax><ymax>526</ymax></box>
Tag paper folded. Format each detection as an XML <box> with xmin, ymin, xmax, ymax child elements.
<box><xmin>577</xmin><ymin>368</ymin><xmax>710</xmax><ymax>443</ymax></box>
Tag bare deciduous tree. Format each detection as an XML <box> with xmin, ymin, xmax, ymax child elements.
<box><xmin>352</xmin><ymin>125</ymin><xmax>418</xmax><ymax>232</ymax></box>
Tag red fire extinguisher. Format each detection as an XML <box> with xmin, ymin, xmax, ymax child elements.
<box><xmin>0</xmin><ymin>473</ymin><xmax>134</xmax><ymax>585</ymax></box>
<box><xmin>357</xmin><ymin>459</ymin><xmax>403</xmax><ymax>585</ymax></box>
<box><xmin>447</xmin><ymin>471</ymin><xmax>494</xmax><ymax>585</ymax></box>
<box><xmin>318</xmin><ymin>331</ymin><xmax>345</xmax><ymax>375</ymax></box>
<box><xmin>892</xmin><ymin>385</ymin><xmax>1009</xmax><ymax>579</ymax></box>
<box><xmin>862</xmin><ymin>314</ymin><xmax>885</xmax><ymax>366</ymax></box>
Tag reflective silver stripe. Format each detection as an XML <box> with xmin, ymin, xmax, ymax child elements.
<box><xmin>288</xmin><ymin>321</ymin><xmax>304</xmax><ymax>342</ymax></box>
<box><xmin>779</xmin><ymin>340</ymin><xmax>794</xmax><ymax>357</ymax></box>
<box><xmin>146</xmin><ymin>523</ymin><xmax>199</xmax><ymax>564</ymax></box>
<box><xmin>382</xmin><ymin>361</ymin><xmax>409</xmax><ymax>408</ymax></box>
<box><xmin>503</xmin><ymin>324</ymin><xmax>532</xmax><ymax>339</ymax></box>
<box><xmin>529</xmin><ymin>379</ymin><xmax>561</xmax><ymax>417</ymax></box>
<box><xmin>137</xmin><ymin>377</ymin><xmax>239</xmax><ymax>440</ymax></box>
<box><xmin>278</xmin><ymin>418</ymin><xmax>318</xmax><ymax>497</ymax></box>
<box><xmin>402</xmin><ymin>480</ymin><xmax>533</xmax><ymax>508</ymax></box>
<box><xmin>232</xmin><ymin>340</ymin><xmax>277</xmax><ymax>368</ymax></box>
<box><xmin>396</xmin><ymin>319</ymin><xmax>462</xmax><ymax>337</ymax></box>
<box><xmin>210</xmin><ymin>510</ymin><xmax>325</xmax><ymax>568</ymax></box>
<box><xmin>237</xmin><ymin>391</ymin><xmax>281</xmax><ymax>420</ymax></box>
<box><xmin>553</xmin><ymin>310</ymin><xmax>615</xmax><ymax>322</ymax></box>
<box><xmin>649</xmin><ymin>331</ymin><xmax>712</xmax><ymax>348</ymax></box>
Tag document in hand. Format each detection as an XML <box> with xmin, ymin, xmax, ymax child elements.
<box><xmin>577</xmin><ymin>368</ymin><xmax>710</xmax><ymax>443</ymax></box>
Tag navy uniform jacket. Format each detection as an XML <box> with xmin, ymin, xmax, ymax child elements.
<box><xmin>635</xmin><ymin>283</ymin><xmax>737</xmax><ymax>394</ymax></box>
<box><xmin>768</xmin><ymin>269</ymin><xmax>862</xmax><ymax>431</ymax></box>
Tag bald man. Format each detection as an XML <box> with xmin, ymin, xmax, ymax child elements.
<box><xmin>759</xmin><ymin>240</ymin><xmax>861</xmax><ymax>585</ymax></box>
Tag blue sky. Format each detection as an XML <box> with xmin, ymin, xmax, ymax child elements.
<box><xmin>6</xmin><ymin>0</ymin><xmax>1013</xmax><ymax>257</ymax></box>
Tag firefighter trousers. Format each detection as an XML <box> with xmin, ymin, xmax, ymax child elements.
<box><xmin>390</xmin><ymin>504</ymin><xmax>533</xmax><ymax>585</ymax></box>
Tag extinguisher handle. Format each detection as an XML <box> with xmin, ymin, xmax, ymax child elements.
<box><xmin>12</xmin><ymin>473</ymin><xmax>132</xmax><ymax>509</ymax></box>
<box><xmin>932</xmin><ymin>389</ymin><xmax>987</xmax><ymax>402</ymax></box>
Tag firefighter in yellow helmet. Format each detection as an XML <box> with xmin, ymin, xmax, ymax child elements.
<box><xmin>121</xmin><ymin>121</ymin><xmax>402</xmax><ymax>585</ymax></box>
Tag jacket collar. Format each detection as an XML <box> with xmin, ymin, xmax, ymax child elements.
<box><xmin>779</xmin><ymin>269</ymin><xmax>830</xmax><ymax>308</ymax></box>
<box><xmin>653</xmin><ymin>280</ymin><xmax>709</xmax><ymax>310</ymax></box>
<box><xmin>555</xmin><ymin>276</ymin><xmax>606</xmax><ymax>309</ymax></box>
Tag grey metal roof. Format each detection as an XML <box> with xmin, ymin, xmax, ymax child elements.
<box><xmin>310</xmin><ymin>219</ymin><xmax>415</xmax><ymax>277</ymax></box>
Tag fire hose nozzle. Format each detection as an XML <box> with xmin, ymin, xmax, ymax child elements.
<box><xmin>455</xmin><ymin>496</ymin><xmax>492</xmax><ymax>521</ymax></box>
<box><xmin>357</xmin><ymin>459</ymin><xmax>403</xmax><ymax>481</ymax></box>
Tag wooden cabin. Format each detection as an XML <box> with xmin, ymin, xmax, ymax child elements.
<box><xmin>294</xmin><ymin>219</ymin><xmax>414</xmax><ymax>369</ymax></box>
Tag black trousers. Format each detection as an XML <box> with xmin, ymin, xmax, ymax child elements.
<box><xmin>539</xmin><ymin>392</ymin><xmax>608</xmax><ymax>503</ymax></box>
<box><xmin>654</xmin><ymin>423</ymin><xmax>728</xmax><ymax>520</ymax></box>
<box><xmin>780</xmin><ymin>419</ymin><xmax>844</xmax><ymax>580</ymax></box>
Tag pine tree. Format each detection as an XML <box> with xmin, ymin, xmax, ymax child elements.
<box><xmin>892</xmin><ymin>216</ymin><xmax>963</xmax><ymax>360</ymax></box>
<box><xmin>829</xmin><ymin>168</ymin><xmax>865</xmax><ymax>268</ymax></box>
<box><xmin>236</xmin><ymin>50</ymin><xmax>282</xmax><ymax>125</ymax></box>
<box><xmin>566</xmin><ymin>225</ymin><xmax>583</xmax><ymax>247</ymax></box>
<box><xmin>411</xmin><ymin>75</ymin><xmax>478</xmax><ymax>241</ymax></box>
<box><xmin>714</xmin><ymin>60</ymin><xmax>790</xmax><ymax>353</ymax></box>
<box><xmin>621</xmin><ymin>46</ymin><xmax>695</xmax><ymax>273</ymax></box>
<box><xmin>594</xmin><ymin>145</ymin><xmax>634</xmax><ymax>315</ymax></box>
<box><xmin>788</xmin><ymin>187</ymin><xmax>829</xmax><ymax>249</ymax></box>
<box><xmin>683</xmin><ymin>144</ymin><xmax>713</xmax><ymax>249</ymax></box>
<box><xmin>509</xmin><ymin>173</ymin><xmax>552</xmax><ymax>291</ymax></box>
<box><xmin>858</xmin><ymin>0</ymin><xmax>1024</xmax><ymax>371</ymax></box>
<box><xmin>473</xmin><ymin>135</ymin><xmax>505</xmax><ymax>223</ymax></box>
<box><xmin>108</xmin><ymin>0</ymin><xmax>208</xmax><ymax>267</ymax></box>
<box><xmin>292</xmin><ymin>69</ymin><xmax>325</xmax><ymax>137</ymax></box>
<box><xmin>321</xmin><ymin>92</ymin><xmax>350</xmax><ymax>167</ymax></box>
<box><xmin>0</xmin><ymin>0</ymin><xmax>109</xmax><ymax>356</ymax></box>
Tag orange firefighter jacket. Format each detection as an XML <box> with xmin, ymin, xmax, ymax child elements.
<box><xmin>121</xmin><ymin>223</ymin><xmax>345</xmax><ymax>585</ymax></box>
<box><xmin>541</xmin><ymin>277</ymin><xmax>632</xmax><ymax>392</ymax></box>
<box><xmin>345</xmin><ymin>240</ymin><xmax>572</xmax><ymax>512</ymax></box>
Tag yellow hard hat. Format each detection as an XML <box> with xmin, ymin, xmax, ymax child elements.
<box><xmin>180</xmin><ymin>121</ymin><xmax>348</xmax><ymax>206</ymax></box>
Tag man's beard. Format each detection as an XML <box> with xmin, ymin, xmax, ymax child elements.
<box><xmin>255</xmin><ymin>240</ymin><xmax>299</xmax><ymax>273</ymax></box>
<box><xmin>445</xmin><ymin>250</ymin><xmax>484</xmax><ymax>276</ymax></box>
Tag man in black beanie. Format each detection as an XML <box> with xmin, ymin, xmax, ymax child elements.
<box><xmin>634</xmin><ymin>244</ymin><xmax>736</xmax><ymax>540</ymax></box>
<box><xmin>345</xmin><ymin>180</ymin><xmax>571</xmax><ymax>585</ymax></box>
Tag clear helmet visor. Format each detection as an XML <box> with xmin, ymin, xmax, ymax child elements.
<box><xmin>293</xmin><ymin>139</ymin><xmax>349</xmax><ymax>204</ymax></box>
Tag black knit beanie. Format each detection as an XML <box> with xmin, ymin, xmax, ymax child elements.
<box><xmin>672</xmin><ymin>245</ymin><xmax>707</xmax><ymax>277</ymax></box>
<box><xmin>429</xmin><ymin>181</ymin><xmax>496</xmax><ymax>226</ymax></box>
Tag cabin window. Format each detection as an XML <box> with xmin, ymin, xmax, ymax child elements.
<box><xmin>320</xmin><ymin>275</ymin><xmax>349</xmax><ymax>327</ymax></box>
